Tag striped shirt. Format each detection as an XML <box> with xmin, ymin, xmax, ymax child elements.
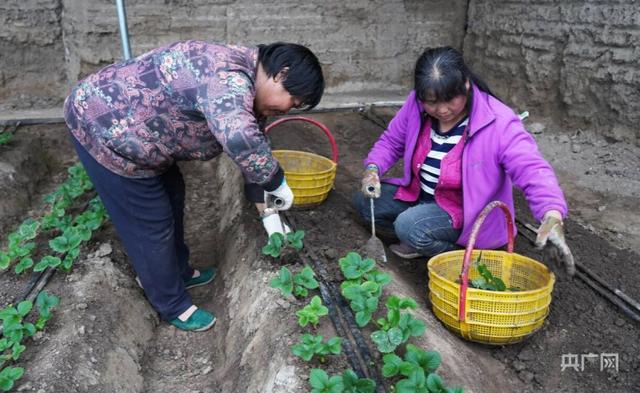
<box><xmin>419</xmin><ymin>118</ymin><xmax>468</xmax><ymax>201</ymax></box>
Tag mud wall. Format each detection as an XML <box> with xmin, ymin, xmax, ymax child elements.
<box><xmin>0</xmin><ymin>0</ymin><xmax>467</xmax><ymax>110</ymax></box>
<box><xmin>0</xmin><ymin>0</ymin><xmax>66</xmax><ymax>110</ymax></box>
<box><xmin>463</xmin><ymin>1</ymin><xmax>640</xmax><ymax>144</ymax></box>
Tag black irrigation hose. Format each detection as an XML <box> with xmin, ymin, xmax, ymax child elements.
<box><xmin>515</xmin><ymin>219</ymin><xmax>640</xmax><ymax>323</ymax></box>
<box><xmin>284</xmin><ymin>212</ymin><xmax>388</xmax><ymax>393</ymax></box>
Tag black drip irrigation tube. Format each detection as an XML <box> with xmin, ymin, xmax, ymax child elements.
<box><xmin>284</xmin><ymin>212</ymin><xmax>388</xmax><ymax>393</ymax></box>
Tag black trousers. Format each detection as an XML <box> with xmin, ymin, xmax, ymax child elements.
<box><xmin>71</xmin><ymin>135</ymin><xmax>194</xmax><ymax>320</ymax></box>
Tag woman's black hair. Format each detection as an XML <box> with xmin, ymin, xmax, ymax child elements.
<box><xmin>414</xmin><ymin>46</ymin><xmax>495</xmax><ymax>103</ymax></box>
<box><xmin>258</xmin><ymin>42</ymin><xmax>324</xmax><ymax>110</ymax></box>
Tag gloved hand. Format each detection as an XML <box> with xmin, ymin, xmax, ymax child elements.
<box><xmin>361</xmin><ymin>164</ymin><xmax>381</xmax><ymax>198</ymax></box>
<box><xmin>535</xmin><ymin>211</ymin><xmax>575</xmax><ymax>276</ymax></box>
<box><xmin>262</xmin><ymin>212</ymin><xmax>291</xmax><ymax>237</ymax></box>
<box><xmin>265</xmin><ymin>178</ymin><xmax>294</xmax><ymax>210</ymax></box>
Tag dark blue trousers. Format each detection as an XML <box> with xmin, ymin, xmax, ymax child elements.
<box><xmin>71</xmin><ymin>136</ymin><xmax>194</xmax><ymax>320</ymax></box>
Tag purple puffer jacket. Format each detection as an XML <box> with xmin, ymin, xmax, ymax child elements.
<box><xmin>365</xmin><ymin>85</ymin><xmax>568</xmax><ymax>249</ymax></box>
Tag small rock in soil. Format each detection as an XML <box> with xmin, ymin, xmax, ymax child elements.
<box><xmin>574</xmin><ymin>302</ymin><xmax>587</xmax><ymax>311</ymax></box>
<box><xmin>614</xmin><ymin>318</ymin><xmax>625</xmax><ymax>327</ymax></box>
<box><xmin>512</xmin><ymin>360</ymin><xmax>527</xmax><ymax>371</ymax></box>
<box><xmin>95</xmin><ymin>243</ymin><xmax>113</xmax><ymax>257</ymax></box>
<box><xmin>518</xmin><ymin>371</ymin><xmax>535</xmax><ymax>383</ymax></box>
<box><xmin>16</xmin><ymin>382</ymin><xmax>32</xmax><ymax>391</ymax></box>
<box><xmin>78</xmin><ymin>325</ymin><xmax>85</xmax><ymax>335</ymax></box>
<box><xmin>517</xmin><ymin>348</ymin><xmax>536</xmax><ymax>362</ymax></box>
<box><xmin>571</xmin><ymin>142</ymin><xmax>581</xmax><ymax>153</ymax></box>
<box><xmin>558</xmin><ymin>135</ymin><xmax>570</xmax><ymax>144</ymax></box>
<box><xmin>201</xmin><ymin>365</ymin><xmax>213</xmax><ymax>375</ymax></box>
<box><xmin>76</xmin><ymin>302</ymin><xmax>88</xmax><ymax>310</ymax></box>
<box><xmin>323</xmin><ymin>247</ymin><xmax>338</xmax><ymax>260</ymax></box>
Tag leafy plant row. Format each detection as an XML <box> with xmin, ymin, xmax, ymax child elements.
<box><xmin>0</xmin><ymin>292</ymin><xmax>59</xmax><ymax>391</ymax></box>
<box><xmin>0</xmin><ymin>163</ymin><xmax>99</xmax><ymax>274</ymax></box>
<box><xmin>0</xmin><ymin>162</ymin><xmax>106</xmax><ymax>391</ymax></box>
<box><xmin>264</xmin><ymin>238</ymin><xmax>465</xmax><ymax>393</ymax></box>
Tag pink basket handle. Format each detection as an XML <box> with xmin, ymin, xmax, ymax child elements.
<box><xmin>264</xmin><ymin>116</ymin><xmax>339</xmax><ymax>164</ymax></box>
<box><xmin>458</xmin><ymin>201</ymin><xmax>515</xmax><ymax>322</ymax></box>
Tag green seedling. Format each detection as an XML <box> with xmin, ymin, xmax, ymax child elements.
<box><xmin>286</xmin><ymin>230</ymin><xmax>305</xmax><ymax>251</ymax></box>
<box><xmin>372</xmin><ymin>307</ymin><xmax>426</xmax><ymax>354</ymax></box>
<box><xmin>339</xmin><ymin>252</ymin><xmax>375</xmax><ymax>280</ymax></box>
<box><xmin>33</xmin><ymin>255</ymin><xmax>61</xmax><ymax>272</ymax></box>
<box><xmin>376</xmin><ymin>295</ymin><xmax>418</xmax><ymax>331</ymax></box>
<box><xmin>0</xmin><ymin>301</ymin><xmax>35</xmax><ymax>356</ymax></box>
<box><xmin>13</xmin><ymin>257</ymin><xmax>34</xmax><ymax>275</ymax></box>
<box><xmin>342</xmin><ymin>369</ymin><xmax>376</xmax><ymax>393</ymax></box>
<box><xmin>341</xmin><ymin>281</ymin><xmax>380</xmax><ymax>327</ymax></box>
<box><xmin>35</xmin><ymin>291</ymin><xmax>60</xmax><ymax>331</ymax></box>
<box><xmin>0</xmin><ymin>132</ymin><xmax>13</xmax><ymax>146</ymax></box>
<box><xmin>309</xmin><ymin>368</ymin><xmax>344</xmax><ymax>393</ymax></box>
<box><xmin>262</xmin><ymin>233</ymin><xmax>285</xmax><ymax>258</ymax></box>
<box><xmin>0</xmin><ymin>366</ymin><xmax>24</xmax><ymax>391</ymax></box>
<box><xmin>469</xmin><ymin>253</ymin><xmax>506</xmax><ymax>291</ymax></box>
<box><xmin>296</xmin><ymin>296</ymin><xmax>328</xmax><ymax>328</ymax></box>
<box><xmin>270</xmin><ymin>266</ymin><xmax>294</xmax><ymax>296</ymax></box>
<box><xmin>291</xmin><ymin>334</ymin><xmax>341</xmax><ymax>362</ymax></box>
<box><xmin>382</xmin><ymin>344</ymin><xmax>441</xmax><ymax>378</ymax></box>
<box><xmin>270</xmin><ymin>266</ymin><xmax>319</xmax><ymax>298</ymax></box>
<box><xmin>293</xmin><ymin>266</ymin><xmax>319</xmax><ymax>297</ymax></box>
<box><xmin>262</xmin><ymin>230</ymin><xmax>306</xmax><ymax>258</ymax></box>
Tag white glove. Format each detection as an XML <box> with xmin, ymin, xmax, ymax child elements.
<box><xmin>265</xmin><ymin>178</ymin><xmax>294</xmax><ymax>210</ymax></box>
<box><xmin>262</xmin><ymin>212</ymin><xmax>292</xmax><ymax>237</ymax></box>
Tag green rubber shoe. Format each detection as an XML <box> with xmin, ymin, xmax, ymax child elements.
<box><xmin>184</xmin><ymin>267</ymin><xmax>216</xmax><ymax>289</ymax></box>
<box><xmin>169</xmin><ymin>308</ymin><xmax>216</xmax><ymax>332</ymax></box>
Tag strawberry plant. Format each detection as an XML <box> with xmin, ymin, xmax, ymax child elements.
<box><xmin>341</xmin><ymin>281</ymin><xmax>380</xmax><ymax>327</ymax></box>
<box><xmin>309</xmin><ymin>368</ymin><xmax>344</xmax><ymax>393</ymax></box>
<box><xmin>270</xmin><ymin>266</ymin><xmax>319</xmax><ymax>298</ymax></box>
<box><xmin>338</xmin><ymin>252</ymin><xmax>391</xmax><ymax>327</ymax></box>
<box><xmin>262</xmin><ymin>233</ymin><xmax>285</xmax><ymax>258</ymax></box>
<box><xmin>308</xmin><ymin>369</ymin><xmax>376</xmax><ymax>393</ymax></box>
<box><xmin>0</xmin><ymin>366</ymin><xmax>23</xmax><ymax>391</ymax></box>
<box><xmin>262</xmin><ymin>230</ymin><xmax>306</xmax><ymax>258</ymax></box>
<box><xmin>291</xmin><ymin>334</ymin><xmax>342</xmax><ymax>362</ymax></box>
<box><xmin>382</xmin><ymin>344</ymin><xmax>441</xmax><ymax>378</ymax></box>
<box><xmin>341</xmin><ymin>369</ymin><xmax>376</xmax><ymax>393</ymax></box>
<box><xmin>371</xmin><ymin>312</ymin><xmax>425</xmax><ymax>353</ymax></box>
<box><xmin>297</xmin><ymin>295</ymin><xmax>328</xmax><ymax>328</ymax></box>
<box><xmin>0</xmin><ymin>132</ymin><xmax>12</xmax><ymax>146</ymax></box>
<box><xmin>469</xmin><ymin>259</ymin><xmax>506</xmax><ymax>292</ymax></box>
<box><xmin>286</xmin><ymin>230</ymin><xmax>305</xmax><ymax>251</ymax></box>
<box><xmin>35</xmin><ymin>291</ymin><xmax>60</xmax><ymax>330</ymax></box>
<box><xmin>339</xmin><ymin>252</ymin><xmax>375</xmax><ymax>281</ymax></box>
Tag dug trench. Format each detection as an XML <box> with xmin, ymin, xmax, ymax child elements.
<box><xmin>0</xmin><ymin>110</ymin><xmax>637</xmax><ymax>393</ymax></box>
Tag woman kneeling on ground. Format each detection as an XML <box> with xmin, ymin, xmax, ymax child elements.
<box><xmin>354</xmin><ymin>46</ymin><xmax>574</xmax><ymax>275</ymax></box>
<box><xmin>64</xmin><ymin>41</ymin><xmax>324</xmax><ymax>331</ymax></box>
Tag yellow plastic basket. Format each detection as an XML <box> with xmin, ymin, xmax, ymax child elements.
<box><xmin>266</xmin><ymin>117</ymin><xmax>338</xmax><ymax>209</ymax></box>
<box><xmin>427</xmin><ymin>201</ymin><xmax>556</xmax><ymax>345</ymax></box>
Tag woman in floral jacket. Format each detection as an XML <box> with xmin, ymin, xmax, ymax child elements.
<box><xmin>64</xmin><ymin>41</ymin><xmax>324</xmax><ymax>331</ymax></box>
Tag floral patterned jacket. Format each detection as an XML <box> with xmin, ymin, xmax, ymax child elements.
<box><xmin>64</xmin><ymin>40</ymin><xmax>283</xmax><ymax>190</ymax></box>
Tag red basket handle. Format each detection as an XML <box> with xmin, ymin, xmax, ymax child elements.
<box><xmin>458</xmin><ymin>201</ymin><xmax>515</xmax><ymax>322</ymax></box>
<box><xmin>264</xmin><ymin>116</ymin><xmax>339</xmax><ymax>164</ymax></box>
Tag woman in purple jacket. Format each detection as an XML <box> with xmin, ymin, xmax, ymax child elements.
<box><xmin>355</xmin><ymin>47</ymin><xmax>574</xmax><ymax>276</ymax></box>
<box><xmin>65</xmin><ymin>41</ymin><xmax>324</xmax><ymax>331</ymax></box>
